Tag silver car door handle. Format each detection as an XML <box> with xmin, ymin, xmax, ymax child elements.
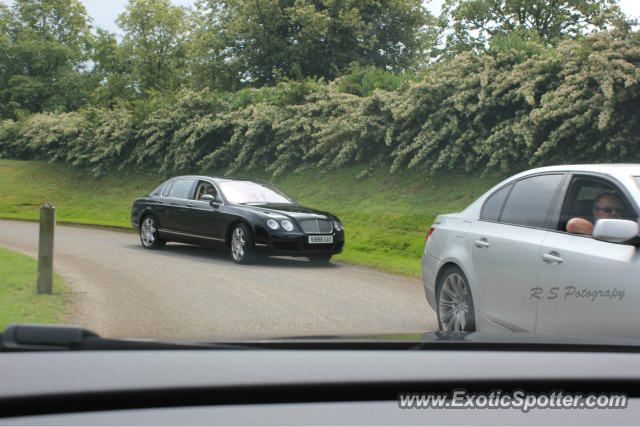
<box><xmin>474</xmin><ymin>240</ymin><xmax>490</xmax><ymax>248</ymax></box>
<box><xmin>187</xmin><ymin>203</ymin><xmax>194</xmax><ymax>207</ymax></box>
<box><xmin>542</xmin><ymin>253</ymin><xmax>563</xmax><ymax>263</ymax></box>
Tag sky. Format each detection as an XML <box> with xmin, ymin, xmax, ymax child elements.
<box><xmin>1</xmin><ymin>0</ymin><xmax>639</xmax><ymax>35</ymax></box>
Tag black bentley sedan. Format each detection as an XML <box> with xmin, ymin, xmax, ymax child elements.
<box><xmin>131</xmin><ymin>176</ymin><xmax>344</xmax><ymax>264</ymax></box>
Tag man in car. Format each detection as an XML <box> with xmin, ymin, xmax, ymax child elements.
<box><xmin>199</xmin><ymin>185</ymin><xmax>218</xmax><ymax>200</ymax></box>
<box><xmin>567</xmin><ymin>192</ymin><xmax>623</xmax><ymax>235</ymax></box>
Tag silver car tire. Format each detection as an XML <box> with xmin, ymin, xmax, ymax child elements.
<box><xmin>230</xmin><ymin>223</ymin><xmax>255</xmax><ymax>265</ymax></box>
<box><xmin>140</xmin><ymin>216</ymin><xmax>166</xmax><ymax>250</ymax></box>
<box><xmin>436</xmin><ymin>266</ymin><xmax>476</xmax><ymax>332</ymax></box>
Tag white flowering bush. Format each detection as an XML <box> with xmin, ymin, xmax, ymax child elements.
<box><xmin>1</xmin><ymin>29</ymin><xmax>639</xmax><ymax>177</ymax></box>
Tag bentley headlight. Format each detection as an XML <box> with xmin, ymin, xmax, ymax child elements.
<box><xmin>333</xmin><ymin>221</ymin><xmax>343</xmax><ymax>231</ymax></box>
<box><xmin>281</xmin><ymin>219</ymin><xmax>294</xmax><ymax>231</ymax></box>
<box><xmin>267</xmin><ymin>219</ymin><xmax>280</xmax><ymax>230</ymax></box>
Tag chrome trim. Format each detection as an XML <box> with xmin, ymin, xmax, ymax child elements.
<box><xmin>299</xmin><ymin>218</ymin><xmax>333</xmax><ymax>234</ymax></box>
<box><xmin>159</xmin><ymin>229</ymin><xmax>225</xmax><ymax>242</ymax></box>
<box><xmin>255</xmin><ymin>243</ymin><xmax>268</xmax><ymax>247</ymax></box>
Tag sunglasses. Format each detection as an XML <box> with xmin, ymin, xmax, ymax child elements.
<box><xmin>594</xmin><ymin>206</ymin><xmax>624</xmax><ymax>214</ymax></box>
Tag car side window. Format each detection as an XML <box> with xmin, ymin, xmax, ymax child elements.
<box><xmin>150</xmin><ymin>183</ymin><xmax>164</xmax><ymax>196</ymax></box>
<box><xmin>559</xmin><ymin>177</ymin><xmax>636</xmax><ymax>233</ymax></box>
<box><xmin>499</xmin><ymin>174</ymin><xmax>564</xmax><ymax>229</ymax></box>
<box><xmin>162</xmin><ymin>182</ymin><xmax>174</xmax><ymax>197</ymax></box>
<box><xmin>167</xmin><ymin>179</ymin><xmax>196</xmax><ymax>199</ymax></box>
<box><xmin>195</xmin><ymin>181</ymin><xmax>219</xmax><ymax>200</ymax></box>
<box><xmin>480</xmin><ymin>184</ymin><xmax>512</xmax><ymax>221</ymax></box>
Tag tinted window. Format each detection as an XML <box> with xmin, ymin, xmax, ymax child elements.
<box><xmin>481</xmin><ymin>184</ymin><xmax>511</xmax><ymax>221</ymax></box>
<box><xmin>500</xmin><ymin>174</ymin><xmax>564</xmax><ymax>228</ymax></box>
<box><xmin>162</xmin><ymin>182</ymin><xmax>174</xmax><ymax>197</ymax></box>
<box><xmin>167</xmin><ymin>179</ymin><xmax>196</xmax><ymax>199</ymax></box>
<box><xmin>150</xmin><ymin>183</ymin><xmax>164</xmax><ymax>196</ymax></box>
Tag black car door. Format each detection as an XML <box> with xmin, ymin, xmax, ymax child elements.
<box><xmin>183</xmin><ymin>181</ymin><xmax>226</xmax><ymax>243</ymax></box>
<box><xmin>161</xmin><ymin>179</ymin><xmax>196</xmax><ymax>232</ymax></box>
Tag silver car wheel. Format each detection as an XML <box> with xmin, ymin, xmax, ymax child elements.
<box><xmin>141</xmin><ymin>217</ymin><xmax>156</xmax><ymax>247</ymax></box>
<box><xmin>231</xmin><ymin>227</ymin><xmax>245</xmax><ymax>261</ymax></box>
<box><xmin>438</xmin><ymin>273</ymin><xmax>469</xmax><ymax>331</ymax></box>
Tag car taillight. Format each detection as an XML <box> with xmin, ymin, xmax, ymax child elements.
<box><xmin>426</xmin><ymin>226</ymin><xmax>436</xmax><ymax>242</ymax></box>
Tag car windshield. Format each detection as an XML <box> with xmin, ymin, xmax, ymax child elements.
<box><xmin>2</xmin><ymin>0</ymin><xmax>640</xmax><ymax>356</ymax></box>
<box><xmin>217</xmin><ymin>180</ymin><xmax>295</xmax><ymax>204</ymax></box>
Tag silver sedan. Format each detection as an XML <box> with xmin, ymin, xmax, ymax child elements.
<box><xmin>422</xmin><ymin>164</ymin><xmax>640</xmax><ymax>337</ymax></box>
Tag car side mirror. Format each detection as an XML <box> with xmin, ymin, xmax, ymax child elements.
<box><xmin>200</xmin><ymin>195</ymin><xmax>222</xmax><ymax>208</ymax></box>
<box><xmin>592</xmin><ymin>219</ymin><xmax>640</xmax><ymax>243</ymax></box>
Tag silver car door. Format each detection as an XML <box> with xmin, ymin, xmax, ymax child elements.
<box><xmin>536</xmin><ymin>232</ymin><xmax>640</xmax><ymax>338</ymax></box>
<box><xmin>536</xmin><ymin>176</ymin><xmax>640</xmax><ymax>338</ymax></box>
<box><xmin>472</xmin><ymin>174</ymin><xmax>565</xmax><ymax>332</ymax></box>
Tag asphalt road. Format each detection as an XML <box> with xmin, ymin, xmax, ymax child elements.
<box><xmin>0</xmin><ymin>220</ymin><xmax>438</xmax><ymax>338</ymax></box>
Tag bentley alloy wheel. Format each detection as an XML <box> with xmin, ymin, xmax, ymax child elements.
<box><xmin>140</xmin><ymin>216</ymin><xmax>165</xmax><ymax>250</ymax></box>
<box><xmin>230</xmin><ymin>223</ymin><xmax>255</xmax><ymax>264</ymax></box>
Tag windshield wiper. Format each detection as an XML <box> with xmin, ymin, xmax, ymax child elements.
<box><xmin>0</xmin><ymin>324</ymin><xmax>260</xmax><ymax>352</ymax></box>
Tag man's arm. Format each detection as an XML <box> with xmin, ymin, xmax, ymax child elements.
<box><xmin>567</xmin><ymin>218</ymin><xmax>594</xmax><ymax>235</ymax></box>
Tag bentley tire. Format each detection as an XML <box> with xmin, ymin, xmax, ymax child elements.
<box><xmin>140</xmin><ymin>216</ymin><xmax>166</xmax><ymax>250</ymax></box>
<box><xmin>231</xmin><ymin>223</ymin><xmax>256</xmax><ymax>264</ymax></box>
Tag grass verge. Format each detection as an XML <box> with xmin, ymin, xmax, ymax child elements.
<box><xmin>0</xmin><ymin>248</ymin><xmax>69</xmax><ymax>331</ymax></box>
<box><xmin>0</xmin><ymin>159</ymin><xmax>506</xmax><ymax>277</ymax></box>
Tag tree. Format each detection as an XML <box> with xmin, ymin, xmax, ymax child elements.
<box><xmin>437</xmin><ymin>0</ymin><xmax>625</xmax><ymax>58</ymax></box>
<box><xmin>90</xmin><ymin>28</ymin><xmax>136</xmax><ymax>106</ymax></box>
<box><xmin>186</xmin><ymin>1</ymin><xmax>243</xmax><ymax>92</ymax></box>
<box><xmin>0</xmin><ymin>0</ymin><xmax>96</xmax><ymax>119</ymax></box>
<box><xmin>116</xmin><ymin>0</ymin><xmax>190</xmax><ymax>94</ymax></box>
<box><xmin>195</xmin><ymin>0</ymin><xmax>435</xmax><ymax>86</ymax></box>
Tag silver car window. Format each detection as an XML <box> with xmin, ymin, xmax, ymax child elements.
<box><xmin>560</xmin><ymin>177</ymin><xmax>636</xmax><ymax>232</ymax></box>
<box><xmin>480</xmin><ymin>184</ymin><xmax>512</xmax><ymax>221</ymax></box>
<box><xmin>500</xmin><ymin>174</ymin><xmax>564</xmax><ymax>229</ymax></box>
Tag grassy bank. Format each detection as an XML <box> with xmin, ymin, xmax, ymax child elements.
<box><xmin>0</xmin><ymin>159</ymin><xmax>505</xmax><ymax>276</ymax></box>
<box><xmin>0</xmin><ymin>248</ymin><xmax>69</xmax><ymax>330</ymax></box>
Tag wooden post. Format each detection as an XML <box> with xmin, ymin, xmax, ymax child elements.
<box><xmin>37</xmin><ymin>204</ymin><xmax>56</xmax><ymax>295</ymax></box>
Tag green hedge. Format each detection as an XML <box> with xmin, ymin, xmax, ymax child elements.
<box><xmin>2</xmin><ymin>29</ymin><xmax>639</xmax><ymax>177</ymax></box>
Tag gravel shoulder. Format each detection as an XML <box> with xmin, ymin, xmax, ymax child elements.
<box><xmin>0</xmin><ymin>220</ymin><xmax>438</xmax><ymax>338</ymax></box>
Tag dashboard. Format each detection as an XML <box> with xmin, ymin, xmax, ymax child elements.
<box><xmin>2</xmin><ymin>348</ymin><xmax>640</xmax><ymax>425</ymax></box>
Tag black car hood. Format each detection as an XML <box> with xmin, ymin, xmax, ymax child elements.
<box><xmin>238</xmin><ymin>203</ymin><xmax>335</xmax><ymax>219</ymax></box>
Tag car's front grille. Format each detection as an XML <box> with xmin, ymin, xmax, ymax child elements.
<box><xmin>299</xmin><ymin>219</ymin><xmax>332</xmax><ymax>234</ymax></box>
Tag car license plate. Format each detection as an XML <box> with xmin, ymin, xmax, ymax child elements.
<box><xmin>308</xmin><ymin>236</ymin><xmax>333</xmax><ymax>244</ymax></box>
